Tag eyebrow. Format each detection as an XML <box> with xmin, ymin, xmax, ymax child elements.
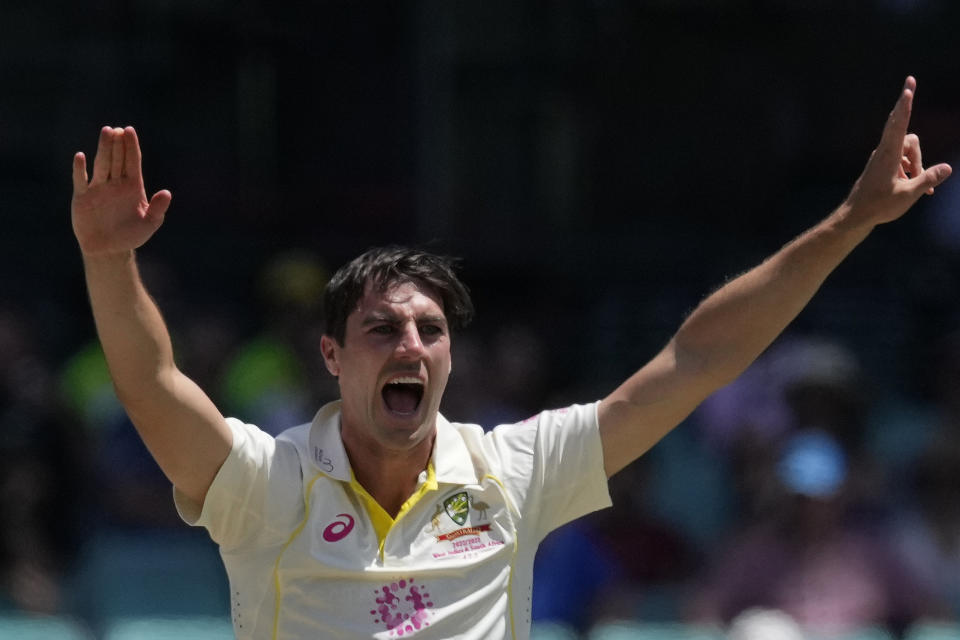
<box><xmin>360</xmin><ymin>312</ymin><xmax>395</xmax><ymax>327</ymax></box>
<box><xmin>360</xmin><ymin>312</ymin><xmax>448</xmax><ymax>327</ymax></box>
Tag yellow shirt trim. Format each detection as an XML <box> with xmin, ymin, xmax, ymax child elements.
<box><xmin>482</xmin><ymin>473</ymin><xmax>520</xmax><ymax>640</ymax></box>
<box><xmin>348</xmin><ymin>462</ymin><xmax>438</xmax><ymax>559</ymax></box>
<box><xmin>272</xmin><ymin>471</ymin><xmax>325</xmax><ymax>640</ymax></box>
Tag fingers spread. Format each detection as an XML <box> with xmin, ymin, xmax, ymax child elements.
<box><xmin>123</xmin><ymin>127</ymin><xmax>143</xmax><ymax>181</ymax></box>
<box><xmin>110</xmin><ymin>127</ymin><xmax>125</xmax><ymax>179</ymax></box>
<box><xmin>72</xmin><ymin>152</ymin><xmax>88</xmax><ymax>194</ymax></box>
<box><xmin>91</xmin><ymin>126</ymin><xmax>114</xmax><ymax>183</ymax></box>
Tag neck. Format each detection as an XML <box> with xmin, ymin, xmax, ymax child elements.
<box><xmin>343</xmin><ymin>431</ymin><xmax>435</xmax><ymax>519</ymax></box>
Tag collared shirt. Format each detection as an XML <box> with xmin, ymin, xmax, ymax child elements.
<box><xmin>175</xmin><ymin>400</ymin><xmax>611</xmax><ymax>639</ymax></box>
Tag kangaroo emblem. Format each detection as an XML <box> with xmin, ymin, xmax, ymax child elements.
<box><xmin>430</xmin><ymin>503</ymin><xmax>444</xmax><ymax>531</ymax></box>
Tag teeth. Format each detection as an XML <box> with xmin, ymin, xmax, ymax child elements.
<box><xmin>388</xmin><ymin>376</ymin><xmax>423</xmax><ymax>385</ymax></box>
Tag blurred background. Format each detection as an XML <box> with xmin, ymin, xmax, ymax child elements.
<box><xmin>2</xmin><ymin>1</ymin><xmax>960</xmax><ymax>638</ymax></box>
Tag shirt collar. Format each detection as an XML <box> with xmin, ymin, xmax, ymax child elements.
<box><xmin>306</xmin><ymin>401</ymin><xmax>352</xmax><ymax>481</ymax></box>
<box><xmin>307</xmin><ymin>401</ymin><xmax>479</xmax><ymax>485</ymax></box>
<box><xmin>433</xmin><ymin>413</ymin><xmax>480</xmax><ymax>485</ymax></box>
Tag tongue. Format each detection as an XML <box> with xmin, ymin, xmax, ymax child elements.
<box><xmin>383</xmin><ymin>385</ymin><xmax>420</xmax><ymax>414</ymax></box>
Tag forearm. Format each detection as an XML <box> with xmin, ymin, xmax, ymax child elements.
<box><xmin>600</xmin><ymin>77</ymin><xmax>952</xmax><ymax>477</ymax></box>
<box><xmin>600</xmin><ymin>206</ymin><xmax>873</xmax><ymax>475</ymax></box>
<box><xmin>72</xmin><ymin>126</ymin><xmax>231</xmax><ymax>504</ymax></box>
<box><xmin>82</xmin><ymin>250</ymin><xmax>178</xmax><ymax>404</ymax></box>
<box><xmin>673</xmin><ymin>203</ymin><xmax>872</xmax><ymax>388</ymax></box>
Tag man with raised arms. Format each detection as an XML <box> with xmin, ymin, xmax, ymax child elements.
<box><xmin>71</xmin><ymin>77</ymin><xmax>951</xmax><ymax>639</ymax></box>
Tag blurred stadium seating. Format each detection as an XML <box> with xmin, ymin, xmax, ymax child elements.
<box><xmin>0</xmin><ymin>613</ymin><xmax>92</xmax><ymax>639</ymax></box>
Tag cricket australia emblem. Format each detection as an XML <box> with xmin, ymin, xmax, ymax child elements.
<box><xmin>427</xmin><ymin>487</ymin><xmax>506</xmax><ymax>562</ymax></box>
<box><xmin>443</xmin><ymin>491</ymin><xmax>469</xmax><ymax>526</ymax></box>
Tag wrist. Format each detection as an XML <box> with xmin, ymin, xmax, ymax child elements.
<box><xmin>825</xmin><ymin>202</ymin><xmax>877</xmax><ymax>243</ymax></box>
<box><xmin>81</xmin><ymin>249</ymin><xmax>136</xmax><ymax>268</ymax></box>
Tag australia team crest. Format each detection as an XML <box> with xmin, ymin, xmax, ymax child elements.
<box><xmin>428</xmin><ymin>489</ymin><xmax>504</xmax><ymax>560</ymax></box>
<box><xmin>443</xmin><ymin>491</ymin><xmax>469</xmax><ymax>526</ymax></box>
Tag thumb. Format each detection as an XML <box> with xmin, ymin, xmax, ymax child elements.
<box><xmin>909</xmin><ymin>162</ymin><xmax>953</xmax><ymax>197</ymax></box>
<box><xmin>145</xmin><ymin>189</ymin><xmax>172</xmax><ymax>225</ymax></box>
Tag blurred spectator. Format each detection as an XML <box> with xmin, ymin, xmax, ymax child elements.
<box><xmin>896</xmin><ymin>439</ymin><xmax>960</xmax><ymax>619</ymax></box>
<box><xmin>688</xmin><ymin>428</ymin><xmax>942</xmax><ymax>637</ymax></box>
<box><xmin>533</xmin><ymin>457</ymin><xmax>698</xmax><ymax>631</ymax></box>
<box><xmin>695</xmin><ymin>335</ymin><xmax>865</xmax><ymax>452</ymax></box>
<box><xmin>486</xmin><ymin>322</ymin><xmax>549</xmax><ymax>422</ymax></box>
<box><xmin>58</xmin><ymin>340</ymin><xmax>123</xmax><ymax>434</ymax></box>
<box><xmin>891</xmin><ymin>331</ymin><xmax>960</xmax><ymax>619</ymax></box>
<box><xmin>175</xmin><ymin>305</ymin><xmax>242</xmax><ymax>404</ymax></box>
<box><xmin>219</xmin><ymin>250</ymin><xmax>338</xmax><ymax>434</ymax></box>
<box><xmin>442</xmin><ymin>319</ymin><xmax>550</xmax><ymax>429</ymax></box>
<box><xmin>0</xmin><ymin>306</ymin><xmax>89</xmax><ymax>612</ymax></box>
<box><xmin>727</xmin><ymin>608</ymin><xmax>805</xmax><ymax>640</ymax></box>
<box><xmin>694</xmin><ymin>336</ymin><xmax>879</xmax><ymax>522</ymax></box>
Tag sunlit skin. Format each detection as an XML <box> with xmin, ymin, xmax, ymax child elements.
<box><xmin>320</xmin><ymin>281</ymin><xmax>452</xmax><ymax>515</ymax></box>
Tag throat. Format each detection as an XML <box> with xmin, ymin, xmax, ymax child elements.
<box><xmin>345</xmin><ymin>442</ymin><xmax>435</xmax><ymax>519</ymax></box>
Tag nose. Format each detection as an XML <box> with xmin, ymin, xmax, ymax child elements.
<box><xmin>395</xmin><ymin>322</ymin><xmax>425</xmax><ymax>359</ymax></box>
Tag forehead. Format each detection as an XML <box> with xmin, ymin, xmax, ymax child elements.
<box><xmin>351</xmin><ymin>279</ymin><xmax>446</xmax><ymax>320</ymax></box>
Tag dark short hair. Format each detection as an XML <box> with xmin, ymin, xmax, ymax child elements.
<box><xmin>323</xmin><ymin>246</ymin><xmax>474</xmax><ymax>345</ymax></box>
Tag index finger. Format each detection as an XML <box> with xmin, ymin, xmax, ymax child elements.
<box><xmin>123</xmin><ymin>126</ymin><xmax>143</xmax><ymax>180</ymax></box>
<box><xmin>72</xmin><ymin>152</ymin><xmax>88</xmax><ymax>195</ymax></box>
<box><xmin>877</xmin><ymin>77</ymin><xmax>915</xmax><ymax>159</ymax></box>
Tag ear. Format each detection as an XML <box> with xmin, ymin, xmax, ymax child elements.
<box><xmin>320</xmin><ymin>335</ymin><xmax>341</xmax><ymax>377</ymax></box>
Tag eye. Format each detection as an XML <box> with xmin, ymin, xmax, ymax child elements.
<box><xmin>419</xmin><ymin>324</ymin><xmax>444</xmax><ymax>337</ymax></box>
<box><xmin>370</xmin><ymin>324</ymin><xmax>396</xmax><ymax>335</ymax></box>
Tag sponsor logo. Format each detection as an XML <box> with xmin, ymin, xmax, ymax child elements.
<box><xmin>369</xmin><ymin>578</ymin><xmax>433</xmax><ymax>636</ymax></box>
<box><xmin>322</xmin><ymin>513</ymin><xmax>355</xmax><ymax>542</ymax></box>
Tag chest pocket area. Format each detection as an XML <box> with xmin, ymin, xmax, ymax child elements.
<box><xmin>404</xmin><ymin>478</ymin><xmax>517</xmax><ymax>566</ymax></box>
<box><xmin>296</xmin><ymin>478</ymin><xmax>383</xmax><ymax>572</ymax></box>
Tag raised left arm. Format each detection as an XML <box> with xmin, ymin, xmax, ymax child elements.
<box><xmin>599</xmin><ymin>76</ymin><xmax>952</xmax><ymax>477</ymax></box>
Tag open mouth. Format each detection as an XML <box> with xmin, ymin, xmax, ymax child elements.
<box><xmin>382</xmin><ymin>376</ymin><xmax>425</xmax><ymax>416</ymax></box>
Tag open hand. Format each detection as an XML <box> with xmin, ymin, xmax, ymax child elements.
<box><xmin>72</xmin><ymin>126</ymin><xmax>171</xmax><ymax>256</ymax></box>
<box><xmin>843</xmin><ymin>76</ymin><xmax>952</xmax><ymax>228</ymax></box>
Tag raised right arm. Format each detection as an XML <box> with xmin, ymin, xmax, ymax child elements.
<box><xmin>72</xmin><ymin>126</ymin><xmax>232</xmax><ymax>506</ymax></box>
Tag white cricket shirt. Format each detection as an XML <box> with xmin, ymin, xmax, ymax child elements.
<box><xmin>175</xmin><ymin>400</ymin><xmax>611</xmax><ymax>639</ymax></box>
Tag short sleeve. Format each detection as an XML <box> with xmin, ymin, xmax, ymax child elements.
<box><xmin>174</xmin><ymin>418</ymin><xmax>303</xmax><ymax>550</ymax></box>
<box><xmin>489</xmin><ymin>402</ymin><xmax>612</xmax><ymax>542</ymax></box>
